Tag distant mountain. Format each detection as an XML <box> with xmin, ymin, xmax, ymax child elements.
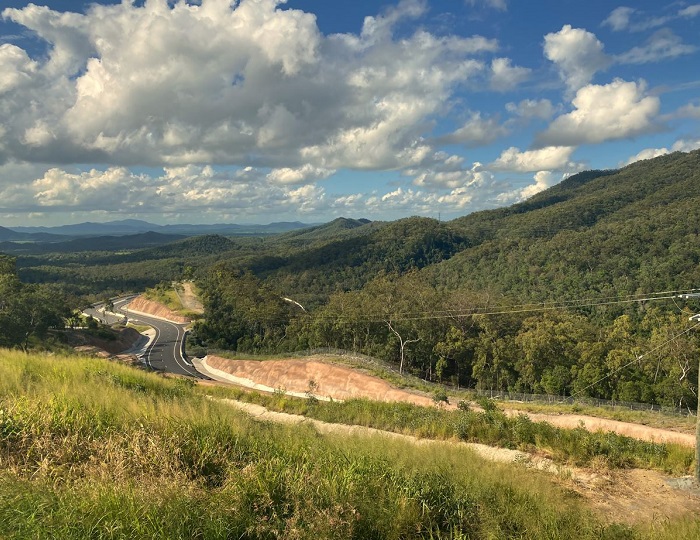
<box><xmin>7</xmin><ymin>220</ymin><xmax>316</xmax><ymax>237</ymax></box>
<box><xmin>0</xmin><ymin>231</ymin><xmax>186</xmax><ymax>254</ymax></box>
<box><xmin>0</xmin><ymin>225</ymin><xmax>67</xmax><ymax>243</ymax></box>
<box><xmin>0</xmin><ymin>226</ymin><xmax>22</xmax><ymax>241</ymax></box>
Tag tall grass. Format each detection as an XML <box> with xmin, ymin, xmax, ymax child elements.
<box><xmin>1</xmin><ymin>349</ymin><xmax>698</xmax><ymax>539</ymax></box>
<box><xmin>205</xmin><ymin>385</ymin><xmax>694</xmax><ymax>475</ymax></box>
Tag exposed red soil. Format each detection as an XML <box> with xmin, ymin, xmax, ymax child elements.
<box><xmin>507</xmin><ymin>410</ymin><xmax>695</xmax><ymax>447</ymax></box>
<box><xmin>127</xmin><ymin>295</ymin><xmax>191</xmax><ymax>323</ymax></box>
<box><xmin>205</xmin><ymin>355</ymin><xmax>435</xmax><ymax>406</ymax></box>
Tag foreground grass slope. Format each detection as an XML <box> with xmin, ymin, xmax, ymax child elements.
<box><xmin>1</xmin><ymin>350</ymin><xmax>699</xmax><ymax>539</ymax></box>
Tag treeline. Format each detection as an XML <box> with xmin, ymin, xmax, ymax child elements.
<box><xmin>193</xmin><ymin>267</ymin><xmax>699</xmax><ymax>410</ymax></box>
<box><xmin>0</xmin><ymin>255</ymin><xmax>70</xmax><ymax>350</ymax></box>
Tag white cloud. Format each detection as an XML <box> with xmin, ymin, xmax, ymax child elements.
<box><xmin>0</xmin><ymin>0</ymin><xmax>494</xmax><ymax>172</ymax></box>
<box><xmin>465</xmin><ymin>0</ymin><xmax>507</xmax><ymax>11</ymax></box>
<box><xmin>537</xmin><ymin>79</ymin><xmax>661</xmax><ymax>147</ymax></box>
<box><xmin>623</xmin><ymin>147</ymin><xmax>671</xmax><ymax>165</ymax></box>
<box><xmin>671</xmin><ymin>139</ymin><xmax>700</xmax><ymax>152</ymax></box>
<box><xmin>267</xmin><ymin>165</ymin><xmax>335</xmax><ymax>185</ymax></box>
<box><xmin>679</xmin><ymin>5</ymin><xmax>700</xmax><ymax>18</ymax></box>
<box><xmin>616</xmin><ymin>29</ymin><xmax>697</xmax><ymax>64</ymax></box>
<box><xmin>505</xmin><ymin>99</ymin><xmax>557</xmax><ymax>121</ymax></box>
<box><xmin>623</xmin><ymin>139</ymin><xmax>700</xmax><ymax>165</ymax></box>
<box><xmin>489</xmin><ymin>57</ymin><xmax>530</xmax><ymax>91</ymax></box>
<box><xmin>543</xmin><ymin>25</ymin><xmax>611</xmax><ymax>94</ymax></box>
<box><xmin>490</xmin><ymin>146</ymin><xmax>578</xmax><ymax>173</ymax></box>
<box><xmin>32</xmin><ymin>167</ymin><xmax>144</xmax><ymax>208</ymax></box>
<box><xmin>438</xmin><ymin>112</ymin><xmax>508</xmax><ymax>147</ymax></box>
<box><xmin>676</xmin><ymin>102</ymin><xmax>700</xmax><ymax>119</ymax></box>
<box><xmin>497</xmin><ymin>171</ymin><xmax>561</xmax><ymax>204</ymax></box>
<box><xmin>602</xmin><ymin>7</ymin><xmax>636</xmax><ymax>31</ymax></box>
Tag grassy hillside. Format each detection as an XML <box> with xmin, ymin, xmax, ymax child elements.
<box><xmin>4</xmin><ymin>349</ymin><xmax>698</xmax><ymax>539</ymax></box>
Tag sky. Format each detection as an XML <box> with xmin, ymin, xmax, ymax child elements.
<box><xmin>0</xmin><ymin>0</ymin><xmax>699</xmax><ymax>226</ymax></box>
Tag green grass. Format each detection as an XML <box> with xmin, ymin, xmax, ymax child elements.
<box><xmin>204</xmin><ymin>385</ymin><xmax>694</xmax><ymax>475</ymax></box>
<box><xmin>1</xmin><ymin>349</ymin><xmax>699</xmax><ymax>539</ymax></box>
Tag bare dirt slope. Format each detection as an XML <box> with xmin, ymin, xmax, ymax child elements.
<box><xmin>127</xmin><ymin>295</ymin><xmax>191</xmax><ymax>323</ymax></box>
<box><xmin>221</xmin><ymin>398</ymin><xmax>700</xmax><ymax>526</ymax></box>
<box><xmin>204</xmin><ymin>355</ymin><xmax>435</xmax><ymax>406</ymax></box>
<box><xmin>203</xmin><ymin>354</ymin><xmax>695</xmax><ymax>447</ymax></box>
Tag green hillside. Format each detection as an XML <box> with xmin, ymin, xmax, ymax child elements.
<box><xmin>434</xmin><ymin>150</ymin><xmax>700</xmax><ymax>301</ymax></box>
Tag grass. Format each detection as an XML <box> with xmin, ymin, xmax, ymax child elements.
<box><xmin>204</xmin><ymin>385</ymin><xmax>694</xmax><ymax>475</ymax></box>
<box><xmin>126</xmin><ymin>322</ymin><xmax>152</xmax><ymax>333</ymax></box>
<box><xmin>2</xmin><ymin>348</ymin><xmax>699</xmax><ymax>539</ymax></box>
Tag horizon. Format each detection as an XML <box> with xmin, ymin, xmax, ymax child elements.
<box><xmin>1</xmin><ymin>0</ymin><xmax>699</xmax><ymax>227</ymax></box>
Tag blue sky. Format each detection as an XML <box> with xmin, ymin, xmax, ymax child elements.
<box><xmin>0</xmin><ymin>0</ymin><xmax>698</xmax><ymax>226</ymax></box>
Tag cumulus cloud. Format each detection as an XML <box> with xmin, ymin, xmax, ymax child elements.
<box><xmin>490</xmin><ymin>146</ymin><xmax>578</xmax><ymax>173</ymax></box>
<box><xmin>267</xmin><ymin>165</ymin><xmax>335</xmax><ymax>185</ymax></box>
<box><xmin>616</xmin><ymin>29</ymin><xmax>696</xmax><ymax>64</ymax></box>
<box><xmin>496</xmin><ymin>171</ymin><xmax>562</xmax><ymax>205</ymax></box>
<box><xmin>437</xmin><ymin>112</ymin><xmax>508</xmax><ymax>147</ymax></box>
<box><xmin>0</xmin><ymin>0</ymin><xmax>494</xmax><ymax>171</ymax></box>
<box><xmin>536</xmin><ymin>79</ymin><xmax>661</xmax><ymax>147</ymax></box>
<box><xmin>675</xmin><ymin>102</ymin><xmax>700</xmax><ymax>119</ymax></box>
<box><xmin>624</xmin><ymin>139</ymin><xmax>700</xmax><ymax>165</ymax></box>
<box><xmin>489</xmin><ymin>57</ymin><xmax>531</xmax><ymax>91</ymax></box>
<box><xmin>544</xmin><ymin>25</ymin><xmax>611</xmax><ymax>94</ymax></box>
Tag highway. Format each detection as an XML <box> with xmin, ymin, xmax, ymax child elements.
<box><xmin>86</xmin><ymin>297</ymin><xmax>205</xmax><ymax>379</ymax></box>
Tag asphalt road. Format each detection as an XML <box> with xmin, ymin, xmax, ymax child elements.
<box><xmin>86</xmin><ymin>297</ymin><xmax>204</xmax><ymax>379</ymax></box>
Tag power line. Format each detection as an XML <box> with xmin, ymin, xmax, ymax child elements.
<box><xmin>303</xmin><ymin>288</ymin><xmax>696</xmax><ymax>324</ymax></box>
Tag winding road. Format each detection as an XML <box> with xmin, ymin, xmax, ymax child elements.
<box><xmin>86</xmin><ymin>297</ymin><xmax>205</xmax><ymax>379</ymax></box>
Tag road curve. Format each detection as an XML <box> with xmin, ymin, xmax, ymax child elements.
<box><xmin>122</xmin><ymin>306</ymin><xmax>203</xmax><ymax>378</ymax></box>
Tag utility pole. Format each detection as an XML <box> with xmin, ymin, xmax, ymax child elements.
<box><xmin>678</xmin><ymin>293</ymin><xmax>700</xmax><ymax>482</ymax></box>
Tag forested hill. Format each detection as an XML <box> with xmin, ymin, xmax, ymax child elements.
<box><xmin>427</xmin><ymin>150</ymin><xmax>700</xmax><ymax>301</ymax></box>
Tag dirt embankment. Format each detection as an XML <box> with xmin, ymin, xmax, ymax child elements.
<box><xmin>204</xmin><ymin>356</ymin><xmax>435</xmax><ymax>407</ymax></box>
<box><xmin>127</xmin><ymin>295</ymin><xmax>191</xmax><ymax>323</ymax></box>
<box><xmin>202</xmin><ymin>355</ymin><xmax>695</xmax><ymax>448</ymax></box>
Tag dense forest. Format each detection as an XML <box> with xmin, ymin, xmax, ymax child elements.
<box><xmin>3</xmin><ymin>150</ymin><xmax>700</xmax><ymax>409</ymax></box>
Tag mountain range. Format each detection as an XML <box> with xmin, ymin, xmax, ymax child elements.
<box><xmin>5</xmin><ymin>219</ymin><xmax>315</xmax><ymax>238</ymax></box>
